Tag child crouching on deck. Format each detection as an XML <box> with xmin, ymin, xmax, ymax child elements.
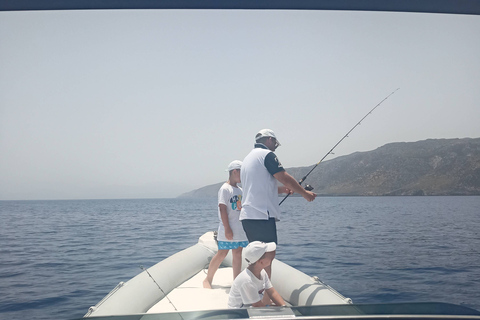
<box><xmin>227</xmin><ymin>241</ymin><xmax>286</xmax><ymax>308</ymax></box>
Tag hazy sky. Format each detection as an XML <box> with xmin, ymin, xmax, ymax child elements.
<box><xmin>1</xmin><ymin>9</ymin><xmax>479</xmax><ymax>200</ymax></box>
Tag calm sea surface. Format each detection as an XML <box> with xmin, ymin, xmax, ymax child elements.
<box><xmin>0</xmin><ymin>197</ymin><xmax>479</xmax><ymax>320</ymax></box>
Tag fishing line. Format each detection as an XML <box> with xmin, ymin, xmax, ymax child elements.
<box><xmin>279</xmin><ymin>88</ymin><xmax>400</xmax><ymax>205</ymax></box>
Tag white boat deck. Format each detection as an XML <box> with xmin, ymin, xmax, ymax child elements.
<box><xmin>85</xmin><ymin>233</ymin><xmax>351</xmax><ymax>318</ymax></box>
<box><xmin>147</xmin><ymin>267</ymin><xmax>234</xmax><ymax>313</ymax></box>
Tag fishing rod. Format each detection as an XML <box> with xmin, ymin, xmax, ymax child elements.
<box><xmin>279</xmin><ymin>88</ymin><xmax>400</xmax><ymax>205</ymax></box>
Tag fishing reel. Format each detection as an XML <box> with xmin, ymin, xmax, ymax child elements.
<box><xmin>304</xmin><ymin>184</ymin><xmax>314</xmax><ymax>191</ymax></box>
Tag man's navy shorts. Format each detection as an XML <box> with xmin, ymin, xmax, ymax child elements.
<box><xmin>241</xmin><ymin>218</ymin><xmax>278</xmax><ymax>244</ymax></box>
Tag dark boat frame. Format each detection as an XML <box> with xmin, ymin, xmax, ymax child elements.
<box><xmin>3</xmin><ymin>1</ymin><xmax>479</xmax><ymax>319</ymax></box>
<box><xmin>1</xmin><ymin>0</ymin><xmax>480</xmax><ymax>15</ymax></box>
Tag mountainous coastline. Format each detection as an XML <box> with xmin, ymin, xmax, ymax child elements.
<box><xmin>179</xmin><ymin>138</ymin><xmax>480</xmax><ymax>198</ymax></box>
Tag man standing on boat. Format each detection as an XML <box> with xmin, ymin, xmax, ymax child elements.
<box><xmin>240</xmin><ymin>129</ymin><xmax>316</xmax><ymax>278</ymax></box>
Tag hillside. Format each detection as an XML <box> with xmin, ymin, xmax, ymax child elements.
<box><xmin>178</xmin><ymin>138</ymin><xmax>480</xmax><ymax>198</ymax></box>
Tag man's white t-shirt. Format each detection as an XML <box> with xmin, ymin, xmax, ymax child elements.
<box><xmin>240</xmin><ymin>144</ymin><xmax>284</xmax><ymax>221</ymax></box>
<box><xmin>228</xmin><ymin>268</ymin><xmax>273</xmax><ymax>308</ymax></box>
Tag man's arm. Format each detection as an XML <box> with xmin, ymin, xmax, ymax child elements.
<box><xmin>219</xmin><ymin>204</ymin><xmax>233</xmax><ymax>240</ymax></box>
<box><xmin>278</xmin><ymin>186</ymin><xmax>292</xmax><ymax>195</ymax></box>
<box><xmin>273</xmin><ymin>171</ymin><xmax>316</xmax><ymax>202</ymax></box>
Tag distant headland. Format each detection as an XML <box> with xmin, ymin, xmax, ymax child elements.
<box><xmin>179</xmin><ymin>137</ymin><xmax>480</xmax><ymax>198</ymax></box>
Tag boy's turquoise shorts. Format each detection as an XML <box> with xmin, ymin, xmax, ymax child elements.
<box><xmin>217</xmin><ymin>240</ymin><xmax>249</xmax><ymax>250</ymax></box>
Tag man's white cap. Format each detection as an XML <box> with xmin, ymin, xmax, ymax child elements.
<box><xmin>255</xmin><ymin>129</ymin><xmax>281</xmax><ymax>146</ymax></box>
<box><xmin>244</xmin><ymin>241</ymin><xmax>276</xmax><ymax>265</ymax></box>
<box><xmin>226</xmin><ymin>160</ymin><xmax>242</xmax><ymax>172</ymax></box>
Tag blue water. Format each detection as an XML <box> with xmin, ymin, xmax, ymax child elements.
<box><xmin>0</xmin><ymin>197</ymin><xmax>479</xmax><ymax>320</ymax></box>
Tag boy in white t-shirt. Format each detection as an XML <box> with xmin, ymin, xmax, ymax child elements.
<box><xmin>228</xmin><ymin>241</ymin><xmax>286</xmax><ymax>308</ymax></box>
<box><xmin>203</xmin><ymin>160</ymin><xmax>249</xmax><ymax>289</ymax></box>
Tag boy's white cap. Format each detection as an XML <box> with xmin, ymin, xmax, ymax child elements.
<box><xmin>244</xmin><ymin>241</ymin><xmax>276</xmax><ymax>265</ymax></box>
<box><xmin>226</xmin><ymin>160</ymin><xmax>242</xmax><ymax>172</ymax></box>
<box><xmin>255</xmin><ymin>129</ymin><xmax>281</xmax><ymax>146</ymax></box>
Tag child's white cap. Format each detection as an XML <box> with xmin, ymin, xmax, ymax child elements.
<box><xmin>226</xmin><ymin>160</ymin><xmax>242</xmax><ymax>172</ymax></box>
<box><xmin>244</xmin><ymin>241</ymin><xmax>276</xmax><ymax>265</ymax></box>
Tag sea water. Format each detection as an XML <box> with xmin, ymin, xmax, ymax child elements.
<box><xmin>0</xmin><ymin>196</ymin><xmax>479</xmax><ymax>320</ymax></box>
